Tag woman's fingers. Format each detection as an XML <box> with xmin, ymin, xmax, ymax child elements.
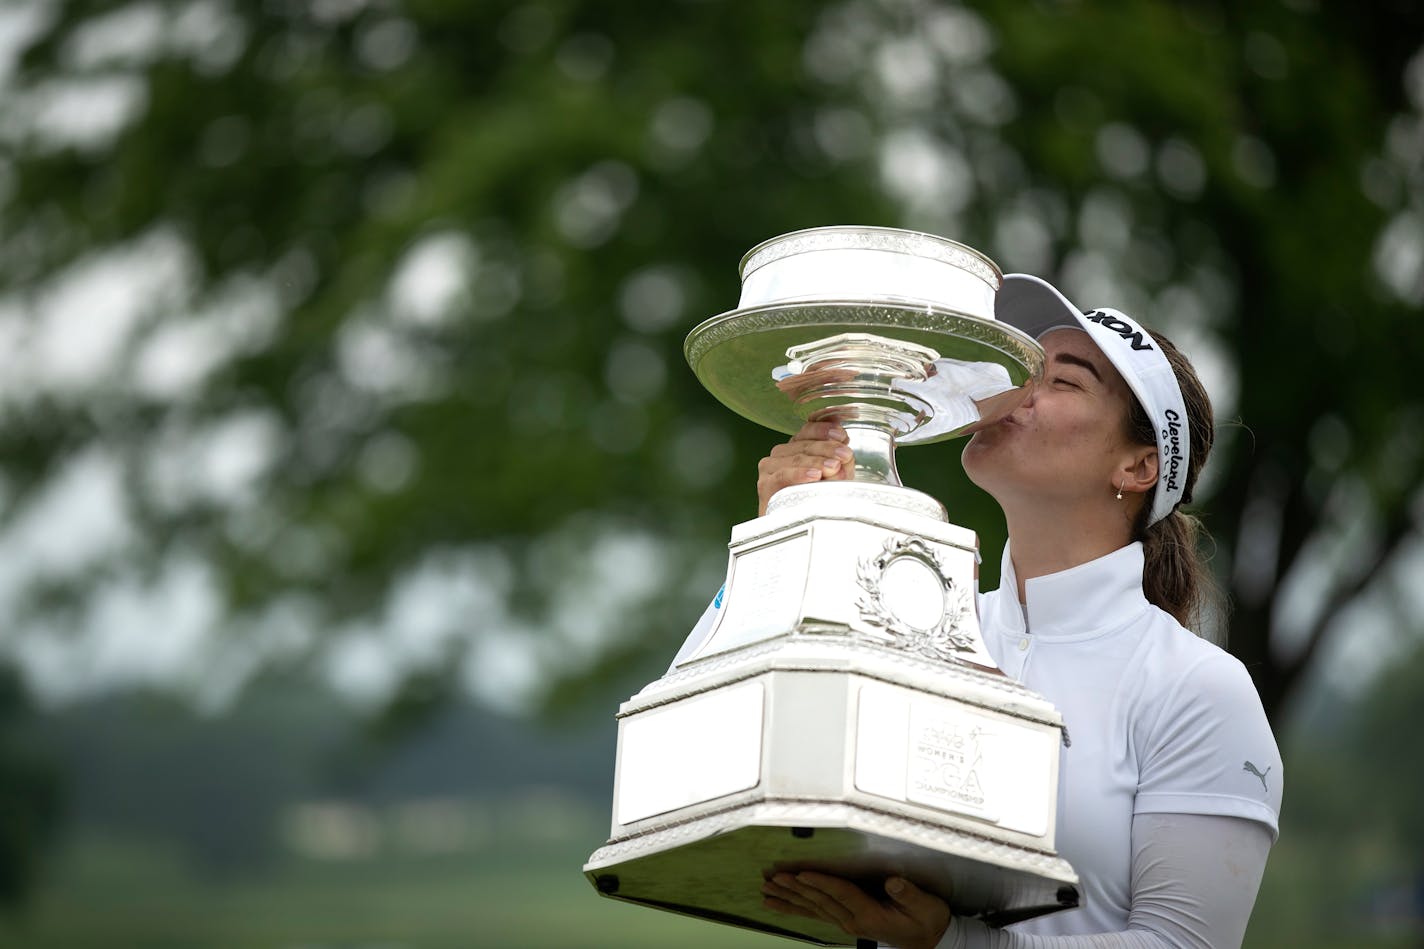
<box><xmin>764</xmin><ymin>873</ymin><xmax>858</xmax><ymax>931</ymax></box>
<box><xmin>790</xmin><ymin>872</ymin><xmax>882</xmax><ymax>923</ymax></box>
<box><xmin>760</xmin><ymin>875</ymin><xmax>822</xmax><ymax>919</ymax></box>
<box><xmin>760</xmin><ymin>872</ymin><xmax>953</xmax><ymax>949</ymax></box>
<box><xmin>756</xmin><ymin>423</ymin><xmax>854</xmax><ymax>514</ymax></box>
<box><xmin>789</xmin><ymin>420</ymin><xmax>849</xmax><ymax>444</ymax></box>
<box><xmin>762</xmin><ymin>445</ymin><xmax>853</xmax><ymax>474</ymax></box>
<box><xmin>755</xmin><ymin>456</ymin><xmax>831</xmax><ymax>515</ymax></box>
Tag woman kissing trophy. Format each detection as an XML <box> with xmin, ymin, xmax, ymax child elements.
<box><xmin>584</xmin><ymin>226</ymin><xmax>1079</xmax><ymax>946</ymax></box>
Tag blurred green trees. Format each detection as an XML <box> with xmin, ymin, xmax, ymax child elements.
<box><xmin>0</xmin><ymin>0</ymin><xmax>1421</xmax><ymax>905</ymax></box>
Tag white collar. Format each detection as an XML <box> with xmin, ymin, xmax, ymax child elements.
<box><xmin>989</xmin><ymin>541</ymin><xmax>1151</xmax><ymax>641</ymax></box>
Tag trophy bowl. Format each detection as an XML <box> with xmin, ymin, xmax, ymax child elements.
<box><xmin>584</xmin><ymin>227</ymin><xmax>1077</xmax><ymax>946</ymax></box>
<box><xmin>687</xmin><ymin>227</ymin><xmax>1043</xmax><ymax>489</ymax></box>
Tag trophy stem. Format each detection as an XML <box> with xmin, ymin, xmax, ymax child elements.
<box><xmin>808</xmin><ymin>401</ymin><xmax>917</xmax><ymax>487</ymax></box>
<box><xmin>844</xmin><ymin>422</ymin><xmax>901</xmax><ymax>486</ymax></box>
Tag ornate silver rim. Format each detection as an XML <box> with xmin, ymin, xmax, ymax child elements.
<box><xmin>764</xmin><ymin>481</ymin><xmax>948</xmax><ymax>522</ymax></box>
<box><xmin>739</xmin><ymin>226</ymin><xmax>1003</xmax><ymax>290</ymax></box>
<box><xmin>684</xmin><ymin>300</ymin><xmax>1044</xmax><ymax>378</ymax></box>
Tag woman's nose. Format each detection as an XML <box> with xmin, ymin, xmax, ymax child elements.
<box><xmin>1019</xmin><ymin>378</ymin><xmax>1040</xmax><ymax>406</ymax></box>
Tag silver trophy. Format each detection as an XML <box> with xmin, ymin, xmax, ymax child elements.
<box><xmin>584</xmin><ymin>227</ymin><xmax>1079</xmax><ymax>945</ymax></box>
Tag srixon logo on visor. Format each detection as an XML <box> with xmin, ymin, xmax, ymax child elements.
<box><xmin>1083</xmin><ymin>310</ymin><xmax>1154</xmax><ymax>352</ymax></box>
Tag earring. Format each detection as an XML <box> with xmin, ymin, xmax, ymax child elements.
<box><xmin>1115</xmin><ymin>480</ymin><xmax>1124</xmax><ymax>501</ymax></box>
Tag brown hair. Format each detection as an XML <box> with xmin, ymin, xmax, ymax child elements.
<box><xmin>1125</xmin><ymin>330</ymin><xmax>1220</xmax><ymax>632</ymax></box>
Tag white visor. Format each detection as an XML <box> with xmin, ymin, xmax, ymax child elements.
<box><xmin>995</xmin><ymin>274</ymin><xmax>1190</xmax><ymax>526</ymax></box>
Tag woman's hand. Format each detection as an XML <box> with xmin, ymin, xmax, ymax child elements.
<box><xmin>761</xmin><ymin>871</ymin><xmax>952</xmax><ymax>949</ymax></box>
<box><xmin>756</xmin><ymin>421</ymin><xmax>855</xmax><ymax>515</ymax></box>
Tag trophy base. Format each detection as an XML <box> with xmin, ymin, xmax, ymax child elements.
<box><xmin>583</xmin><ymin>634</ymin><xmax>1078</xmax><ymax>946</ymax></box>
<box><xmin>585</xmin><ymin>799</ymin><xmax>1079</xmax><ymax>946</ymax></box>
<box><xmin>585</xmin><ymin>476</ymin><xmax>1077</xmax><ymax>945</ymax></box>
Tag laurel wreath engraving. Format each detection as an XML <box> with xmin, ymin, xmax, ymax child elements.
<box><xmin>856</xmin><ymin>537</ymin><xmax>975</xmax><ymax>662</ymax></box>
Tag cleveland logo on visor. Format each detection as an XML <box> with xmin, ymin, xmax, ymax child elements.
<box><xmin>1083</xmin><ymin>310</ymin><xmax>1154</xmax><ymax>352</ymax></box>
<box><xmin>1162</xmin><ymin>409</ymin><xmax>1184</xmax><ymax>494</ymax></box>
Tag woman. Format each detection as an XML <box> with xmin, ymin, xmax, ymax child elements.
<box><xmin>751</xmin><ymin>275</ymin><xmax>1283</xmax><ymax>948</ymax></box>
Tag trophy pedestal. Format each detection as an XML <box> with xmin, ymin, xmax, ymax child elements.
<box><xmin>584</xmin><ymin>484</ymin><xmax>1078</xmax><ymax>945</ymax></box>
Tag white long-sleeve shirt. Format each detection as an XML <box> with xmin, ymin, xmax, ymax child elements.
<box><xmin>940</xmin><ymin>543</ymin><xmax>1281</xmax><ymax>947</ymax></box>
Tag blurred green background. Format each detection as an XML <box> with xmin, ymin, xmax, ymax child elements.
<box><xmin>0</xmin><ymin>0</ymin><xmax>1422</xmax><ymax>947</ymax></box>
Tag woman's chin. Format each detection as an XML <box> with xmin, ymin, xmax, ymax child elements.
<box><xmin>960</xmin><ymin>441</ymin><xmax>998</xmax><ymax>488</ymax></box>
<box><xmin>962</xmin><ymin>432</ymin><xmax>1030</xmax><ymax>497</ymax></box>
<box><xmin>962</xmin><ymin>424</ymin><xmax>1010</xmax><ymax>464</ymax></box>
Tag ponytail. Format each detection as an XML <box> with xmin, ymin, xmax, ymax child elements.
<box><xmin>1126</xmin><ymin>331</ymin><xmax>1220</xmax><ymax>633</ymax></box>
<box><xmin>1139</xmin><ymin>508</ymin><xmax>1220</xmax><ymax>632</ymax></box>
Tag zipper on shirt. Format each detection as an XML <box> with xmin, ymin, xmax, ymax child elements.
<box><xmin>1015</xmin><ymin>609</ymin><xmax>1070</xmax><ymax>749</ymax></box>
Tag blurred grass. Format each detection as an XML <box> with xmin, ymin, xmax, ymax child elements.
<box><xmin>0</xmin><ymin>830</ymin><xmax>774</xmax><ymax>949</ymax></box>
<box><xmin>0</xmin><ymin>826</ymin><xmax>1415</xmax><ymax>949</ymax></box>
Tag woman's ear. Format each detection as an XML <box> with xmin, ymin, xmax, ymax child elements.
<box><xmin>1118</xmin><ymin>447</ymin><xmax>1159</xmax><ymax>497</ymax></box>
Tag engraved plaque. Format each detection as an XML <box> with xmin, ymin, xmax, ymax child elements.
<box><xmin>694</xmin><ymin>531</ymin><xmax>812</xmax><ymax>660</ymax></box>
<box><xmin>855</xmin><ymin>681</ymin><xmax>1054</xmax><ymax>837</ymax></box>
<box><xmin>616</xmin><ymin>680</ymin><xmax>765</xmax><ymax>825</ymax></box>
<box><xmin>907</xmin><ymin>701</ymin><xmax>1000</xmax><ymax>824</ymax></box>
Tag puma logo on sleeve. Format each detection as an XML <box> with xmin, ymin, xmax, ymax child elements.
<box><xmin>1242</xmin><ymin>760</ymin><xmax>1271</xmax><ymax>792</ymax></box>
